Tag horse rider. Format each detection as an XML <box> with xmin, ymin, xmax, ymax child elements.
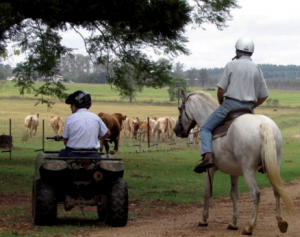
<box><xmin>58</xmin><ymin>90</ymin><xmax>110</xmax><ymax>158</ymax></box>
<box><xmin>194</xmin><ymin>37</ymin><xmax>269</xmax><ymax>173</ymax></box>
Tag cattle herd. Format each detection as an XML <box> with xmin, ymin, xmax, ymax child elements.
<box><xmin>24</xmin><ymin>112</ymin><xmax>200</xmax><ymax>154</ymax></box>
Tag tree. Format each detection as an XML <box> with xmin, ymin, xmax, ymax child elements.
<box><xmin>199</xmin><ymin>68</ymin><xmax>209</xmax><ymax>87</ymax></box>
<box><xmin>186</xmin><ymin>68</ymin><xmax>199</xmax><ymax>87</ymax></box>
<box><xmin>173</xmin><ymin>62</ymin><xmax>185</xmax><ymax>78</ymax></box>
<box><xmin>167</xmin><ymin>77</ymin><xmax>188</xmax><ymax>101</ymax></box>
<box><xmin>112</xmin><ymin>58</ymin><xmax>173</xmax><ymax>103</ymax></box>
<box><xmin>0</xmin><ymin>0</ymin><xmax>239</xmax><ymax>104</ymax></box>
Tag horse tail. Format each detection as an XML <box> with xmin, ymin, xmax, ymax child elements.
<box><xmin>260</xmin><ymin>123</ymin><xmax>295</xmax><ymax>213</ymax></box>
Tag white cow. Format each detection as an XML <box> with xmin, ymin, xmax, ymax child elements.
<box><xmin>24</xmin><ymin>114</ymin><xmax>39</xmax><ymax>137</ymax></box>
<box><xmin>167</xmin><ymin>117</ymin><xmax>176</xmax><ymax>139</ymax></box>
<box><xmin>122</xmin><ymin>117</ymin><xmax>139</xmax><ymax>138</ymax></box>
<box><xmin>50</xmin><ymin>116</ymin><xmax>65</xmax><ymax>136</ymax></box>
<box><xmin>188</xmin><ymin>125</ymin><xmax>200</xmax><ymax>147</ymax></box>
<box><xmin>153</xmin><ymin>117</ymin><xmax>170</xmax><ymax>141</ymax></box>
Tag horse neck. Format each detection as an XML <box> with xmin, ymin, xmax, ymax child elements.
<box><xmin>188</xmin><ymin>95</ymin><xmax>218</xmax><ymax>128</ymax></box>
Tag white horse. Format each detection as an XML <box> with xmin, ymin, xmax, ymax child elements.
<box><xmin>174</xmin><ymin>89</ymin><xmax>294</xmax><ymax>235</ymax></box>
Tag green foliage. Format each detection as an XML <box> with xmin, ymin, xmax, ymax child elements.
<box><xmin>167</xmin><ymin>77</ymin><xmax>188</xmax><ymax>101</ymax></box>
<box><xmin>0</xmin><ymin>0</ymin><xmax>239</xmax><ymax>105</ymax></box>
<box><xmin>111</xmin><ymin>58</ymin><xmax>173</xmax><ymax>102</ymax></box>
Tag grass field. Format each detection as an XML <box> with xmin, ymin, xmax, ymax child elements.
<box><xmin>1</xmin><ymin>81</ymin><xmax>300</xmax><ymax>236</ymax></box>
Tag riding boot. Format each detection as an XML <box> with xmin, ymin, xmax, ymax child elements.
<box><xmin>194</xmin><ymin>152</ymin><xmax>214</xmax><ymax>173</ymax></box>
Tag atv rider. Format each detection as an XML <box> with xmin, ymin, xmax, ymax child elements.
<box><xmin>58</xmin><ymin>90</ymin><xmax>110</xmax><ymax>158</ymax></box>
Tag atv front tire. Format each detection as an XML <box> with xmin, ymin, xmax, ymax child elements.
<box><xmin>105</xmin><ymin>178</ymin><xmax>128</xmax><ymax>227</ymax></box>
<box><xmin>32</xmin><ymin>178</ymin><xmax>57</xmax><ymax>225</ymax></box>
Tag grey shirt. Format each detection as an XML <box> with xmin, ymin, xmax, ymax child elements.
<box><xmin>217</xmin><ymin>56</ymin><xmax>269</xmax><ymax>103</ymax></box>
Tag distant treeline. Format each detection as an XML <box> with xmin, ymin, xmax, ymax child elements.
<box><xmin>2</xmin><ymin>56</ymin><xmax>300</xmax><ymax>90</ymax></box>
<box><xmin>207</xmin><ymin>64</ymin><xmax>300</xmax><ymax>80</ymax></box>
<box><xmin>206</xmin><ymin>64</ymin><xmax>300</xmax><ymax>90</ymax></box>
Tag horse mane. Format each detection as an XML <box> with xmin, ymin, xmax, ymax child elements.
<box><xmin>188</xmin><ymin>91</ymin><xmax>219</xmax><ymax>108</ymax></box>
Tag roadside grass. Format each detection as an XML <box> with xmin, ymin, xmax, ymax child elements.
<box><xmin>1</xmin><ymin>84</ymin><xmax>300</xmax><ymax>236</ymax></box>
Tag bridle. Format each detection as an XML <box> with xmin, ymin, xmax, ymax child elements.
<box><xmin>178</xmin><ymin>94</ymin><xmax>196</xmax><ymax>134</ymax></box>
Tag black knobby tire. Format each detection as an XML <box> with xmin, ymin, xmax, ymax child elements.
<box><xmin>32</xmin><ymin>178</ymin><xmax>57</xmax><ymax>225</ymax></box>
<box><xmin>105</xmin><ymin>178</ymin><xmax>128</xmax><ymax>227</ymax></box>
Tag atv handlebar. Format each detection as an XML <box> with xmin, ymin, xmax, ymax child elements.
<box><xmin>47</xmin><ymin>136</ymin><xmax>64</xmax><ymax>141</ymax></box>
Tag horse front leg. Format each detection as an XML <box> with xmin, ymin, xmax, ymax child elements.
<box><xmin>242</xmin><ymin>171</ymin><xmax>260</xmax><ymax>235</ymax></box>
<box><xmin>227</xmin><ymin>175</ymin><xmax>239</xmax><ymax>230</ymax></box>
<box><xmin>199</xmin><ymin>167</ymin><xmax>216</xmax><ymax>226</ymax></box>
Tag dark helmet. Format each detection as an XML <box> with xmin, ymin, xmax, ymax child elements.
<box><xmin>65</xmin><ymin>90</ymin><xmax>92</xmax><ymax>109</ymax></box>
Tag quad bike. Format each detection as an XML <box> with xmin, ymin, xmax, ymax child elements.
<box><xmin>32</xmin><ymin>136</ymin><xmax>128</xmax><ymax>227</ymax></box>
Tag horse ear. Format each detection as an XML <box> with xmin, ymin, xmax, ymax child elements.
<box><xmin>180</xmin><ymin>88</ymin><xmax>186</xmax><ymax>100</ymax></box>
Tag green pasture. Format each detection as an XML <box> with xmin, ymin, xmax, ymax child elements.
<box><xmin>1</xmin><ymin>80</ymin><xmax>300</xmax><ymax>107</ymax></box>
<box><xmin>1</xmin><ymin>82</ymin><xmax>300</xmax><ymax>236</ymax></box>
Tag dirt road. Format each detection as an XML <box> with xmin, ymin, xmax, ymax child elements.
<box><xmin>88</xmin><ymin>180</ymin><xmax>300</xmax><ymax>237</ymax></box>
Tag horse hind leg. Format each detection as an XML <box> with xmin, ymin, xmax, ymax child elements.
<box><xmin>241</xmin><ymin>171</ymin><xmax>260</xmax><ymax>235</ymax></box>
<box><xmin>274</xmin><ymin>189</ymin><xmax>288</xmax><ymax>233</ymax></box>
<box><xmin>227</xmin><ymin>175</ymin><xmax>239</xmax><ymax>230</ymax></box>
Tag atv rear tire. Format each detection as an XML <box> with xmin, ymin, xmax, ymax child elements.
<box><xmin>32</xmin><ymin>178</ymin><xmax>57</xmax><ymax>225</ymax></box>
<box><xmin>105</xmin><ymin>178</ymin><xmax>128</xmax><ymax>227</ymax></box>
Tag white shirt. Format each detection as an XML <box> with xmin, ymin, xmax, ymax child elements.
<box><xmin>217</xmin><ymin>56</ymin><xmax>269</xmax><ymax>103</ymax></box>
<box><xmin>63</xmin><ymin>109</ymin><xmax>108</xmax><ymax>149</ymax></box>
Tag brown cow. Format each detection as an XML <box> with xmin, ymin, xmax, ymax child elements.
<box><xmin>139</xmin><ymin>121</ymin><xmax>150</xmax><ymax>142</ymax></box>
<box><xmin>98</xmin><ymin>112</ymin><xmax>122</xmax><ymax>155</ymax></box>
<box><xmin>24</xmin><ymin>114</ymin><xmax>39</xmax><ymax>137</ymax></box>
<box><xmin>50</xmin><ymin>116</ymin><xmax>64</xmax><ymax>136</ymax></box>
<box><xmin>113</xmin><ymin>113</ymin><xmax>127</xmax><ymax>129</ymax></box>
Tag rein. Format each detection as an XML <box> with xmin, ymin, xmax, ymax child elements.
<box><xmin>179</xmin><ymin>92</ymin><xmax>213</xmax><ymax>196</ymax></box>
<box><xmin>178</xmin><ymin>94</ymin><xmax>196</xmax><ymax>132</ymax></box>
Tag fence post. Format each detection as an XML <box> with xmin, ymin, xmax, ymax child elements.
<box><xmin>150</xmin><ymin>121</ymin><xmax>159</xmax><ymax>151</ymax></box>
<box><xmin>35</xmin><ymin>120</ymin><xmax>44</xmax><ymax>152</ymax></box>
<box><xmin>133</xmin><ymin>121</ymin><xmax>141</xmax><ymax>153</ymax></box>
<box><xmin>156</xmin><ymin>121</ymin><xmax>159</xmax><ymax>151</ymax></box>
<box><xmin>1</xmin><ymin>119</ymin><xmax>12</xmax><ymax>159</ymax></box>
<box><xmin>147</xmin><ymin>117</ymin><xmax>150</xmax><ymax>148</ymax></box>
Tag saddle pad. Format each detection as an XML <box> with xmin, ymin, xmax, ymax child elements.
<box><xmin>212</xmin><ymin>108</ymin><xmax>252</xmax><ymax>140</ymax></box>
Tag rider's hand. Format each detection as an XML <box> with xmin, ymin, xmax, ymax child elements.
<box><xmin>54</xmin><ymin>135</ymin><xmax>63</xmax><ymax>141</ymax></box>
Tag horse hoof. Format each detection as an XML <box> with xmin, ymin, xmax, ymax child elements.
<box><xmin>278</xmin><ymin>221</ymin><xmax>288</xmax><ymax>233</ymax></box>
<box><xmin>241</xmin><ymin>230</ymin><xmax>252</xmax><ymax>235</ymax></box>
<box><xmin>227</xmin><ymin>224</ymin><xmax>238</xmax><ymax>230</ymax></box>
<box><xmin>198</xmin><ymin>222</ymin><xmax>208</xmax><ymax>227</ymax></box>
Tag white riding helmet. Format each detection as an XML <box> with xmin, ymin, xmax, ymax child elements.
<box><xmin>235</xmin><ymin>37</ymin><xmax>254</xmax><ymax>53</ymax></box>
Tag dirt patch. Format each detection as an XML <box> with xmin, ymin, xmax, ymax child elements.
<box><xmin>88</xmin><ymin>180</ymin><xmax>300</xmax><ymax>237</ymax></box>
<box><xmin>1</xmin><ymin>181</ymin><xmax>300</xmax><ymax>236</ymax></box>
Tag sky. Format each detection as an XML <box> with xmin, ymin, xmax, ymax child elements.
<box><xmin>4</xmin><ymin>0</ymin><xmax>300</xmax><ymax>70</ymax></box>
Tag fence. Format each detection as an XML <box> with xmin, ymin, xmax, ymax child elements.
<box><xmin>0</xmin><ymin>118</ymin><xmax>200</xmax><ymax>159</ymax></box>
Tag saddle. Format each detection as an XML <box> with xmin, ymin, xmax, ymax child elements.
<box><xmin>212</xmin><ymin>108</ymin><xmax>252</xmax><ymax>140</ymax></box>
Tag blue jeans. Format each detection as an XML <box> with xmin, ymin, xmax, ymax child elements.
<box><xmin>59</xmin><ymin>147</ymin><xmax>99</xmax><ymax>158</ymax></box>
<box><xmin>200</xmin><ymin>98</ymin><xmax>254</xmax><ymax>156</ymax></box>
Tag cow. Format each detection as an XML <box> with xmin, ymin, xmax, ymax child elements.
<box><xmin>167</xmin><ymin>117</ymin><xmax>176</xmax><ymax>139</ymax></box>
<box><xmin>139</xmin><ymin>121</ymin><xmax>155</xmax><ymax>142</ymax></box>
<box><xmin>148</xmin><ymin>118</ymin><xmax>156</xmax><ymax>138</ymax></box>
<box><xmin>50</xmin><ymin>116</ymin><xmax>64</xmax><ymax>136</ymax></box>
<box><xmin>153</xmin><ymin>117</ymin><xmax>170</xmax><ymax>141</ymax></box>
<box><xmin>113</xmin><ymin>113</ymin><xmax>127</xmax><ymax>129</ymax></box>
<box><xmin>122</xmin><ymin>117</ymin><xmax>139</xmax><ymax>138</ymax></box>
<box><xmin>98</xmin><ymin>112</ymin><xmax>121</xmax><ymax>155</ymax></box>
<box><xmin>24</xmin><ymin>114</ymin><xmax>39</xmax><ymax>137</ymax></box>
<box><xmin>188</xmin><ymin>125</ymin><xmax>200</xmax><ymax>147</ymax></box>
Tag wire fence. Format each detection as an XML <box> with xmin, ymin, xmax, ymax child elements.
<box><xmin>0</xmin><ymin>118</ymin><xmax>201</xmax><ymax>159</ymax></box>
